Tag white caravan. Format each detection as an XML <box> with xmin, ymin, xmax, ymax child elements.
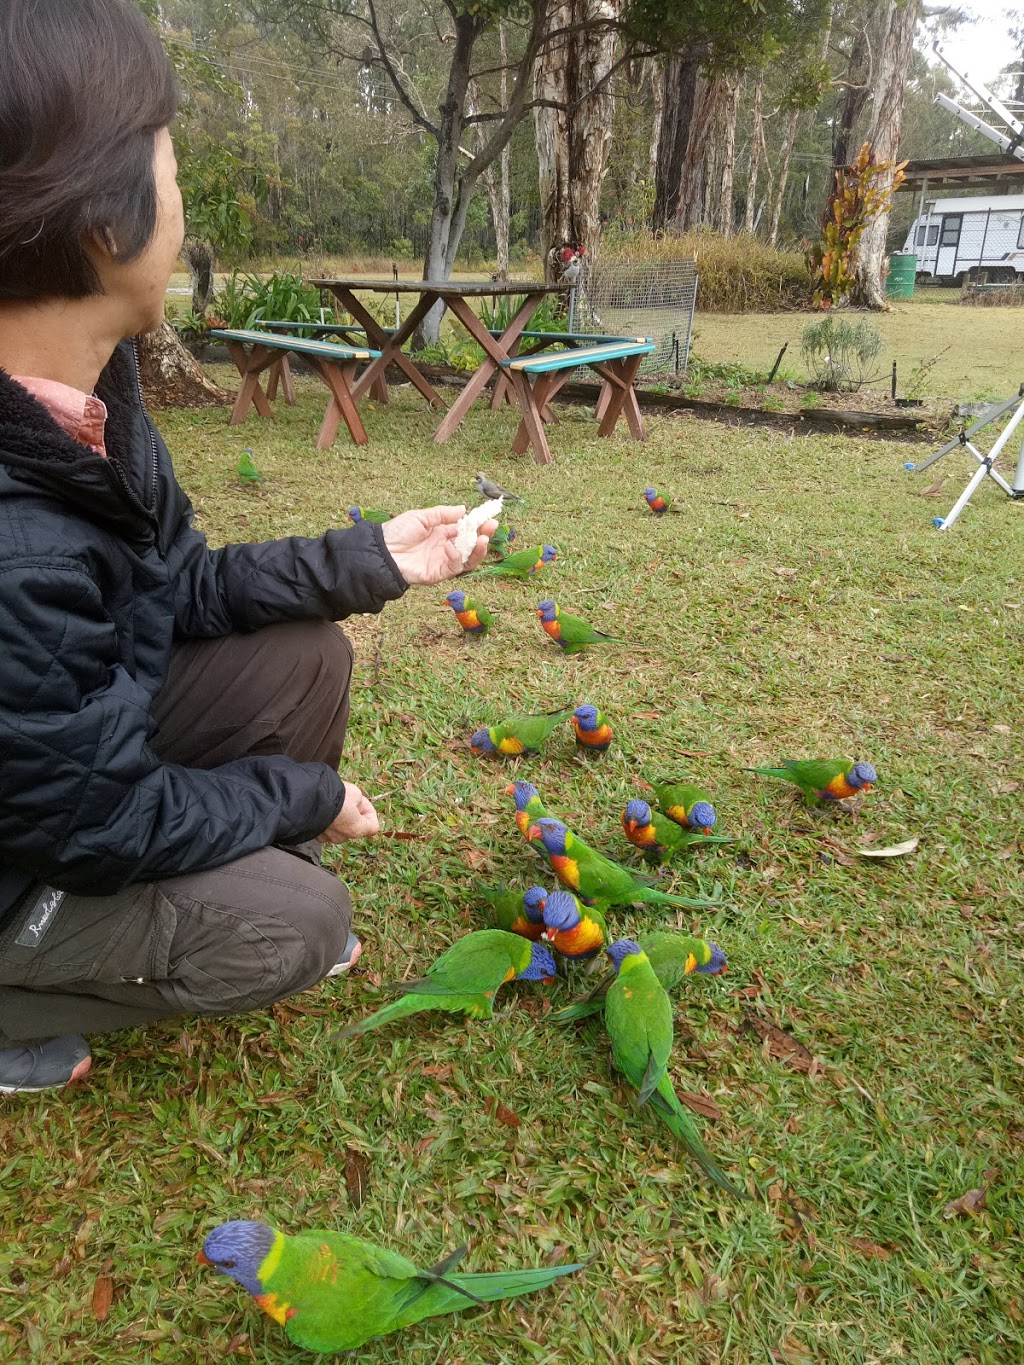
<box><xmin>902</xmin><ymin>195</ymin><xmax>1024</xmax><ymax>283</ymax></box>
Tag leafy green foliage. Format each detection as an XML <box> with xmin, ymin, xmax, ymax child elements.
<box><xmin>801</xmin><ymin>315</ymin><xmax>884</xmax><ymax>392</ymax></box>
<box><xmin>209</xmin><ymin>271</ymin><xmax>333</xmax><ymax>328</ymax></box>
<box><xmin>807</xmin><ymin>143</ymin><xmax>907</xmax><ymax>309</ymax></box>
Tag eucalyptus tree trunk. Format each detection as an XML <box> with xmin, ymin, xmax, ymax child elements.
<box><xmin>711</xmin><ymin>74</ymin><xmax>741</xmax><ymax>235</ymax></box>
<box><xmin>649</xmin><ymin>58</ymin><xmax>664</xmax><ymax>184</ymax></box>
<box><xmin>137</xmin><ymin>323</ymin><xmax>229</xmax><ymax>409</ymax></box>
<box><xmin>850</xmin><ymin>0</ymin><xmax>919</xmax><ymax>308</ymax></box>
<box><xmin>744</xmin><ymin>70</ymin><xmax>765</xmax><ymax>234</ymax></box>
<box><xmin>533</xmin><ymin>0</ymin><xmax>623</xmax><ymax>278</ymax></box>
<box><xmin>652</xmin><ymin>54</ymin><xmax>699</xmax><ymax>231</ymax></box>
<box><xmin>674</xmin><ymin>73</ymin><xmax>729</xmax><ymax>230</ymax></box>
<box><xmin>768</xmin><ymin>107</ymin><xmax>800</xmax><ymax>245</ymax></box>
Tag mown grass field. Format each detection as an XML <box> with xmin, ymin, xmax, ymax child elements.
<box><xmin>2</xmin><ymin>372</ymin><xmax>1023</xmax><ymax>1364</ymax></box>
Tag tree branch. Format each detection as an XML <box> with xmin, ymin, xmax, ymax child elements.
<box><xmin>366</xmin><ymin>0</ymin><xmax>440</xmax><ymax>137</ymax></box>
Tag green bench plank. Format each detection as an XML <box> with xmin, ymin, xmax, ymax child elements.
<box><xmin>502</xmin><ymin>340</ymin><xmax>654</xmax><ymax>374</ymax></box>
<box><xmin>209</xmin><ymin>328</ymin><xmax>380</xmax><ymax>361</ymax></box>
<box><xmin>261</xmin><ymin>320</ymin><xmax>398</xmax><ymax>339</ymax></box>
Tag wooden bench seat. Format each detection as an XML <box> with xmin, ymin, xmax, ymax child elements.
<box><xmin>498</xmin><ymin>338</ymin><xmax>654</xmax><ymax>464</ymax></box>
<box><xmin>209</xmin><ymin>328</ymin><xmax>382</xmax><ymax>449</ymax></box>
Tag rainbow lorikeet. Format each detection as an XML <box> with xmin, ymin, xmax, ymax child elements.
<box><xmin>604</xmin><ymin>940</ymin><xmax>743</xmax><ymax>1196</ymax></box>
<box><xmin>470</xmin><ymin>708</ymin><xmax>573</xmax><ymax>758</ymax></box>
<box><xmin>536</xmin><ymin>601</ymin><xmax>618</xmax><ymax>655</ymax></box>
<box><xmin>550</xmin><ymin>931</ymin><xmax>727</xmax><ymax>1023</ymax></box>
<box><xmin>445</xmin><ymin>590</ymin><xmax>493</xmax><ymax>639</ymax></box>
<box><xmin>348</xmin><ymin>506</ymin><xmax>391</xmax><ymax>524</ymax></box>
<box><xmin>489</xmin><ymin>525</ymin><xmax>517</xmax><ymax>558</ymax></box>
<box><xmin>526</xmin><ymin>817</ymin><xmax>718</xmax><ymax>911</ymax></box>
<box><xmin>571</xmin><ymin>704</ymin><xmax>613</xmax><ymax>753</ymax></box>
<box><xmin>622</xmin><ymin>800</ymin><xmax>733</xmax><ymax>865</ymax></box>
<box><xmin>237</xmin><ymin>448</ymin><xmax>262</xmax><ymax>484</ymax></box>
<box><xmin>199</xmin><ymin>1221</ymin><xmax>583</xmax><ymax>1354</ymax></box>
<box><xmin>336</xmin><ymin>930</ymin><xmax>556</xmax><ymax>1039</ymax></box>
<box><xmin>643</xmin><ymin>487</ymin><xmax>672</xmax><ymax>515</ymax></box>
<box><xmin>542</xmin><ymin>890</ymin><xmax>608</xmax><ymax>961</ymax></box>
<box><xmin>745</xmin><ymin>758</ymin><xmax>877</xmax><ymax>803</ymax></box>
<box><xmin>477</xmin><ymin>544</ymin><xmax>556</xmax><ymax>579</ymax></box>
<box><xmin>649</xmin><ymin>781</ymin><xmax>717</xmax><ymax>832</ymax></box>
<box><xmin>479</xmin><ymin>884</ymin><xmax>546</xmax><ymax>940</ymax></box>
<box><xmin>507</xmin><ymin>781</ymin><xmax>554</xmax><ymax>856</ymax></box>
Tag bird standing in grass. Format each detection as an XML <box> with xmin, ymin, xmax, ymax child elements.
<box><xmin>541</xmin><ymin>890</ymin><xmax>608</xmax><ymax>961</ymax></box>
<box><xmin>335</xmin><ymin>930</ymin><xmax>556</xmax><ymax>1039</ymax></box>
<box><xmin>643</xmin><ymin>487</ymin><xmax>670</xmax><ymax>515</ymax></box>
<box><xmin>199</xmin><ymin>1220</ymin><xmax>583</xmax><ymax>1354</ymax></box>
<box><xmin>477</xmin><ymin>545</ymin><xmax>556</xmax><ymax>579</ymax></box>
<box><xmin>489</xmin><ymin>525</ymin><xmax>517</xmax><ymax>558</ymax></box>
<box><xmin>603</xmin><ymin>939</ymin><xmax>743</xmax><ymax>1196</ymax></box>
<box><xmin>507</xmin><ymin>781</ymin><xmax>554</xmax><ymax>853</ymax></box>
<box><xmin>527</xmin><ymin>817</ymin><xmax>718</xmax><ymax>911</ymax></box>
<box><xmin>348</xmin><ymin>506</ymin><xmax>391</xmax><ymax>525</ymax></box>
<box><xmin>470</xmin><ymin>708</ymin><xmax>574</xmax><ymax>758</ymax></box>
<box><xmin>445</xmin><ymin>590</ymin><xmax>493</xmax><ymax>639</ymax></box>
<box><xmin>475</xmin><ymin>472</ymin><xmax>523</xmax><ymax>502</ymax></box>
<box><xmin>745</xmin><ymin>758</ymin><xmax>877</xmax><ymax>803</ymax></box>
<box><xmin>622</xmin><ymin>800</ymin><xmax>732</xmax><ymax>865</ymax></box>
<box><xmin>571</xmin><ymin>704</ymin><xmax>613</xmax><ymax>753</ymax></box>
<box><xmin>237</xmin><ymin>448</ymin><xmax>262</xmax><ymax>484</ymax></box>
<box><xmin>650</xmin><ymin>782</ymin><xmax>718</xmax><ymax>833</ymax></box>
<box><xmin>550</xmin><ymin>931</ymin><xmax>727</xmax><ymax>1023</ymax></box>
<box><xmin>536</xmin><ymin>601</ymin><xmax>618</xmax><ymax>655</ymax></box>
<box><xmin>480</xmin><ymin>884</ymin><xmax>546</xmax><ymax>940</ymax></box>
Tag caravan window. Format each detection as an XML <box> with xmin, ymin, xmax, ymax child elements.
<box><xmin>1018</xmin><ymin>217</ymin><xmax>1024</xmax><ymax>249</ymax></box>
<box><xmin>915</xmin><ymin>224</ymin><xmax>939</xmax><ymax>246</ymax></box>
<box><xmin>940</xmin><ymin>215</ymin><xmax>962</xmax><ymax>247</ymax></box>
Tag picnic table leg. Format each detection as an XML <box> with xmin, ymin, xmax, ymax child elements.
<box><xmin>336</xmin><ymin>289</ymin><xmax>444</xmax><ymax>409</ymax></box>
<box><xmin>312</xmin><ymin>359</ymin><xmax>368</xmax><ymax>448</ymax></box>
<box><xmin>434</xmin><ymin>291</ymin><xmax>553</xmax><ymax>442</ymax></box>
<box><xmin>225</xmin><ymin>341</ymin><xmax>277</xmax><ymax>425</ymax></box>
<box><xmin>266</xmin><ymin>357</ymin><xmax>296</xmax><ymax>406</ymax></box>
<box><xmin>509</xmin><ymin>371</ymin><xmax>553</xmax><ymax>464</ymax></box>
<box><xmin>594</xmin><ymin>382</ymin><xmax>612</xmax><ymax>423</ymax></box>
<box><xmin>596</xmin><ymin>355</ymin><xmax>646</xmax><ymax>438</ymax></box>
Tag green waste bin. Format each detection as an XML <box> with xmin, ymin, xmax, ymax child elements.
<box><xmin>886</xmin><ymin>251</ymin><xmax>917</xmax><ymax>300</ymax></box>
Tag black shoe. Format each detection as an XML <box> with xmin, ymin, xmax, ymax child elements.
<box><xmin>0</xmin><ymin>1035</ymin><xmax>91</xmax><ymax>1093</ymax></box>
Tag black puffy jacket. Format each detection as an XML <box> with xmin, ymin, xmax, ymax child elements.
<box><xmin>0</xmin><ymin>340</ymin><xmax>407</xmax><ymax>926</ymax></box>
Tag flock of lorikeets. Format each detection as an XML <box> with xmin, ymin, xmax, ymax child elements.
<box><xmin>199</xmin><ymin>485</ymin><xmax>877</xmax><ymax>1353</ymax></box>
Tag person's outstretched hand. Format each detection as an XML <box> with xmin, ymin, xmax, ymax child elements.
<box><xmin>319</xmin><ymin>782</ymin><xmax>380</xmax><ymax>843</ymax></box>
<box><xmin>382</xmin><ymin>505</ymin><xmax>497</xmax><ymax>585</ymax></box>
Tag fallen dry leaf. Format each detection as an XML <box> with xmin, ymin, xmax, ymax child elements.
<box><xmin>848</xmin><ymin>1237</ymin><xmax>893</xmax><ymax>1260</ymax></box>
<box><xmin>857</xmin><ymin>836</ymin><xmax>919</xmax><ymax>859</ymax></box>
<box><xmin>463</xmin><ymin>848</ymin><xmax>488</xmax><ymax>871</ymax></box>
<box><xmin>919</xmin><ymin>479</ymin><xmax>946</xmax><ymax>497</ymax></box>
<box><xmin>995</xmin><ymin>780</ymin><xmax>1021</xmax><ymax>795</ymax></box>
<box><xmin>344</xmin><ymin>1148</ymin><xmax>370</xmax><ymax>1209</ymax></box>
<box><xmin>421</xmin><ymin>1064</ymin><xmax>453</xmax><ymax>1081</ymax></box>
<box><xmin>677</xmin><ymin>1091</ymin><xmax>722</xmax><ymax>1121</ymax></box>
<box><xmin>771</xmin><ymin>566</ymin><xmax>798</xmax><ymax>579</ymax></box>
<box><xmin>818</xmin><ymin>836</ymin><xmax>858</xmax><ymax>868</ymax></box>
<box><xmin>91</xmin><ymin>1274</ymin><xmax>113</xmax><ymax>1322</ymax></box>
<box><xmin>484</xmin><ymin>1097</ymin><xmax>522</xmax><ymax>1128</ymax></box>
<box><xmin>943</xmin><ymin>1187</ymin><xmax>987</xmax><ymax>1219</ymax></box>
<box><xmin>744</xmin><ymin>1009</ymin><xmax>818</xmax><ymax>1073</ymax></box>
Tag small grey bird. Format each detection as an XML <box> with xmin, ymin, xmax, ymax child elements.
<box><xmin>475</xmin><ymin>472</ymin><xmax>522</xmax><ymax>502</ymax></box>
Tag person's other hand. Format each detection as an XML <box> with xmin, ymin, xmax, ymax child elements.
<box><xmin>319</xmin><ymin>782</ymin><xmax>380</xmax><ymax>842</ymax></box>
<box><xmin>382</xmin><ymin>505</ymin><xmax>497</xmax><ymax>585</ymax></box>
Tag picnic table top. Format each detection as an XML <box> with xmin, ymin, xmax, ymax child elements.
<box><xmin>308</xmin><ymin>277</ymin><xmax>568</xmax><ymax>297</ymax></box>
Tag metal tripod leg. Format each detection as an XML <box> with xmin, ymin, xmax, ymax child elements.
<box><xmin>910</xmin><ymin>386</ymin><xmax>1024</xmax><ymax>474</ymax></box>
<box><xmin>933</xmin><ymin>396</ymin><xmax>1024</xmax><ymax>529</ymax></box>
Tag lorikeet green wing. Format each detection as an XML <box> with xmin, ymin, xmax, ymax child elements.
<box><xmin>549</xmin><ymin>933</ymin><xmax>726</xmax><ymax>1023</ymax></box>
<box><xmin>650</xmin><ymin>782</ymin><xmax>717</xmax><ymax>831</ymax></box>
<box><xmin>477</xmin><ymin>545</ymin><xmax>553</xmax><ymax>579</ymax></box>
<box><xmin>479</xmin><ymin>884</ymin><xmax>545</xmax><ymax>940</ymax></box>
<box><xmin>200</xmin><ymin>1222</ymin><xmax>583</xmax><ymax>1354</ymax></box>
<box><xmin>604</xmin><ymin>943</ymin><xmax>743</xmax><ymax>1197</ymax></box>
<box><xmin>623</xmin><ymin>800</ymin><xmax>732</xmax><ymax>864</ymax></box>
<box><xmin>473</xmin><ymin>709</ymin><xmax>573</xmax><ymax>757</ymax></box>
<box><xmin>507</xmin><ymin>781</ymin><xmax>553</xmax><ymax>855</ymax></box>
<box><xmin>745</xmin><ymin>758</ymin><xmax>877</xmax><ymax>802</ymax></box>
<box><xmin>536</xmin><ymin>601</ymin><xmax>618</xmax><ymax>654</ymax></box>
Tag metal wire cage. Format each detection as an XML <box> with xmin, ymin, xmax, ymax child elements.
<box><xmin>573</xmin><ymin>257</ymin><xmax>699</xmax><ymax>375</ymax></box>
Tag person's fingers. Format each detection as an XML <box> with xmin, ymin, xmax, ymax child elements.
<box><xmin>417</xmin><ymin>504</ymin><xmax>465</xmax><ymax>526</ymax></box>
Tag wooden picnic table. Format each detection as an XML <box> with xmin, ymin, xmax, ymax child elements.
<box><xmin>306</xmin><ymin>278</ymin><xmax>568</xmax><ymax>443</ymax></box>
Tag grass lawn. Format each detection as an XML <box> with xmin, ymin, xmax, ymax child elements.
<box><xmin>694</xmin><ymin>288</ymin><xmax>1024</xmax><ymax>401</ymax></box>
<box><xmin>3</xmin><ymin>374</ymin><xmax>1023</xmax><ymax>1364</ymax></box>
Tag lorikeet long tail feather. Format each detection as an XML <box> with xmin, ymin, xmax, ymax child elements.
<box><xmin>743</xmin><ymin>766</ymin><xmax>794</xmax><ymax>780</ymax></box>
<box><xmin>649</xmin><ymin>1086</ymin><xmax>746</xmax><ymax>1199</ymax></box>
<box><xmin>392</xmin><ymin>1263</ymin><xmax>585</xmax><ymax>1331</ymax></box>
<box><xmin>549</xmin><ymin>996</ymin><xmax>606</xmax><ymax>1024</ymax></box>
<box><xmin>336</xmin><ymin>992</ymin><xmax>479</xmax><ymax>1039</ymax></box>
<box><xmin>635</xmin><ymin>886</ymin><xmax>719</xmax><ymax>910</ymax></box>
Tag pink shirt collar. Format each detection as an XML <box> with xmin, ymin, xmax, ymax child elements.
<box><xmin>12</xmin><ymin>376</ymin><xmax>108</xmax><ymax>457</ymax></box>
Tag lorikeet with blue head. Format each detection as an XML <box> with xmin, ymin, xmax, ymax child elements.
<box><xmin>199</xmin><ymin>1221</ymin><xmax>583</xmax><ymax>1354</ymax></box>
<box><xmin>649</xmin><ymin>781</ymin><xmax>717</xmax><ymax>832</ymax></box>
<box><xmin>348</xmin><ymin>506</ymin><xmax>391</xmax><ymax>524</ymax></box>
<box><xmin>537</xmin><ymin>601</ymin><xmax>619</xmax><ymax>655</ymax></box>
<box><xmin>477</xmin><ymin>544</ymin><xmax>556</xmax><ymax>579</ymax></box>
<box><xmin>541</xmin><ymin>890</ymin><xmax>608</xmax><ymax>961</ymax></box>
<box><xmin>507</xmin><ymin>781</ymin><xmax>554</xmax><ymax>856</ymax></box>
<box><xmin>571</xmin><ymin>704</ymin><xmax>613</xmax><ymax>753</ymax></box>
<box><xmin>471</xmin><ymin>708</ymin><xmax>573</xmax><ymax>757</ymax></box>
<box><xmin>745</xmin><ymin>758</ymin><xmax>877</xmax><ymax>803</ymax></box>
<box><xmin>479</xmin><ymin>884</ymin><xmax>546</xmax><ymax>940</ymax></box>
<box><xmin>622</xmin><ymin>800</ymin><xmax>733</xmax><ymax>865</ymax></box>
<box><xmin>237</xmin><ymin>448</ymin><xmax>262</xmax><ymax>484</ymax></box>
<box><xmin>489</xmin><ymin>525</ymin><xmax>517</xmax><ymax>558</ymax></box>
<box><xmin>445</xmin><ymin>590</ymin><xmax>493</xmax><ymax>639</ymax></box>
<box><xmin>643</xmin><ymin>487</ymin><xmax>671</xmax><ymax>515</ymax></box>
<box><xmin>551</xmin><ymin>931</ymin><xmax>727</xmax><ymax>1023</ymax></box>
<box><xmin>526</xmin><ymin>817</ymin><xmax>719</xmax><ymax>911</ymax></box>
<box><xmin>335</xmin><ymin>930</ymin><xmax>556</xmax><ymax>1039</ymax></box>
<box><xmin>604</xmin><ymin>939</ymin><xmax>744</xmax><ymax>1197</ymax></box>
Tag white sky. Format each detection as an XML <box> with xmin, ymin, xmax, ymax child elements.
<box><xmin>924</xmin><ymin>2</ymin><xmax>1021</xmax><ymax>91</ymax></box>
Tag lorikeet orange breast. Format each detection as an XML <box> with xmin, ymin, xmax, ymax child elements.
<box><xmin>546</xmin><ymin>917</ymin><xmax>605</xmax><ymax>960</ymax></box>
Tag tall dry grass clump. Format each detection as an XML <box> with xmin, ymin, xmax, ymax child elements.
<box><xmin>598</xmin><ymin>228</ymin><xmax>809</xmax><ymax>313</ymax></box>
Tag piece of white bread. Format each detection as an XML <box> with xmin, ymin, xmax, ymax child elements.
<box><xmin>454</xmin><ymin>497</ymin><xmax>503</xmax><ymax>565</ymax></box>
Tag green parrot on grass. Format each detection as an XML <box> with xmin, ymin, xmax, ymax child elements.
<box><xmin>527</xmin><ymin>817</ymin><xmax>719</xmax><ymax>912</ymax></box>
<box><xmin>489</xmin><ymin>525</ymin><xmax>517</xmax><ymax>558</ymax></box>
<box><xmin>604</xmin><ymin>939</ymin><xmax>743</xmax><ymax>1197</ymax></box>
<box><xmin>649</xmin><ymin>781</ymin><xmax>718</xmax><ymax>832</ymax></box>
<box><xmin>237</xmin><ymin>448</ymin><xmax>262</xmax><ymax>484</ymax></box>
<box><xmin>348</xmin><ymin>506</ymin><xmax>391</xmax><ymax>524</ymax></box>
<box><xmin>470</xmin><ymin>708</ymin><xmax>574</xmax><ymax>757</ymax></box>
<box><xmin>745</xmin><ymin>758</ymin><xmax>877</xmax><ymax>804</ymax></box>
<box><xmin>476</xmin><ymin>544</ymin><xmax>557</xmax><ymax>579</ymax></box>
<box><xmin>537</xmin><ymin>600</ymin><xmax>619</xmax><ymax>654</ymax></box>
<box><xmin>507</xmin><ymin>780</ymin><xmax>554</xmax><ymax>855</ymax></box>
<box><xmin>479</xmin><ymin>883</ymin><xmax>546</xmax><ymax>940</ymax></box>
<box><xmin>335</xmin><ymin>930</ymin><xmax>556</xmax><ymax>1039</ymax></box>
<box><xmin>199</xmin><ymin>1221</ymin><xmax>583</xmax><ymax>1354</ymax></box>
<box><xmin>550</xmin><ymin>931</ymin><xmax>727</xmax><ymax>1023</ymax></box>
<box><xmin>622</xmin><ymin>800</ymin><xmax>733</xmax><ymax>865</ymax></box>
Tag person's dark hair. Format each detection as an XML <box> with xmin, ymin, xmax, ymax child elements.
<box><xmin>0</xmin><ymin>0</ymin><xmax>179</xmax><ymax>301</ymax></box>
